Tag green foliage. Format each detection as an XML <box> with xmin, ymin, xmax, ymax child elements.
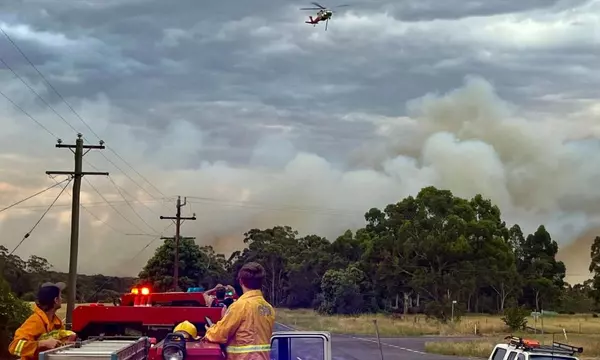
<box><xmin>318</xmin><ymin>265</ymin><xmax>367</xmax><ymax>315</ymax></box>
<box><xmin>0</xmin><ymin>245</ymin><xmax>135</xmax><ymax>303</ymax></box>
<box><xmin>0</xmin><ymin>275</ymin><xmax>32</xmax><ymax>358</ymax></box>
<box><xmin>501</xmin><ymin>306</ymin><xmax>529</xmax><ymax>330</ymax></box>
<box><xmin>138</xmin><ymin>238</ymin><xmax>210</xmax><ymax>292</ymax></box>
<box><xmin>3</xmin><ymin>186</ymin><xmax>591</xmax><ymax>332</ymax></box>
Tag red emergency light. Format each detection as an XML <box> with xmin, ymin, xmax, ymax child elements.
<box><xmin>131</xmin><ymin>286</ymin><xmax>151</xmax><ymax>295</ymax></box>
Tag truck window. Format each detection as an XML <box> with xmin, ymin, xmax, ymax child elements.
<box><xmin>530</xmin><ymin>356</ymin><xmax>575</xmax><ymax>360</ymax></box>
<box><xmin>507</xmin><ymin>351</ymin><xmax>517</xmax><ymax>360</ymax></box>
<box><xmin>492</xmin><ymin>348</ymin><xmax>507</xmax><ymax>360</ymax></box>
<box><xmin>517</xmin><ymin>355</ymin><xmax>525</xmax><ymax>360</ymax></box>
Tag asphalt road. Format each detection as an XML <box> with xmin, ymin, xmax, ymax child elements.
<box><xmin>273</xmin><ymin>323</ymin><xmax>478</xmax><ymax>360</ymax></box>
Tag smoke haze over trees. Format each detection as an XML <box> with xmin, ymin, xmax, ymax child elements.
<box><xmin>1</xmin><ymin>78</ymin><xmax>600</xmax><ymax>283</ymax></box>
<box><xmin>2</xmin><ymin>186</ymin><xmax>599</xmax><ymax>321</ymax></box>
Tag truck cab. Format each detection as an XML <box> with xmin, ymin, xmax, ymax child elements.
<box><xmin>489</xmin><ymin>336</ymin><xmax>583</xmax><ymax>360</ymax></box>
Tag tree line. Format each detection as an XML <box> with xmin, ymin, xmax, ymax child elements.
<box><xmin>3</xmin><ymin>185</ymin><xmax>600</xmax><ymax>322</ymax></box>
<box><xmin>0</xmin><ymin>245</ymin><xmax>135</xmax><ymax>303</ymax></box>
<box><xmin>139</xmin><ymin>186</ymin><xmax>599</xmax><ymax>320</ymax></box>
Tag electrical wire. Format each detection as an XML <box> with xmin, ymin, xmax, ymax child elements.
<box><xmin>0</xmin><ymin>177</ymin><xmax>70</xmax><ymax>213</ymax></box>
<box><xmin>0</xmin><ymin>57</ymin><xmax>79</xmax><ymax>134</ymax></box>
<box><xmin>83</xmin><ymin>177</ymin><xmax>157</xmax><ymax>235</ymax></box>
<box><xmin>9</xmin><ymin>177</ymin><xmax>72</xmax><ymax>255</ymax></box>
<box><xmin>48</xmin><ymin>176</ymin><xmax>131</xmax><ymax>236</ymax></box>
<box><xmin>85</xmin><ymin>159</ymin><xmax>162</xmax><ymax>216</ymax></box>
<box><xmin>0</xmin><ymin>26</ymin><xmax>167</xmax><ymax>202</ymax></box>
<box><xmin>85</xmin><ymin>222</ymin><xmax>174</xmax><ymax>301</ymax></box>
<box><xmin>0</xmin><ymin>88</ymin><xmax>58</xmax><ymax>138</ymax></box>
<box><xmin>106</xmin><ymin>175</ymin><xmax>160</xmax><ymax>234</ymax></box>
<box><xmin>5</xmin><ymin>198</ymin><xmax>163</xmax><ymax>210</ymax></box>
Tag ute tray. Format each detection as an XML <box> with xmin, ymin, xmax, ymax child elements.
<box><xmin>39</xmin><ymin>336</ymin><xmax>149</xmax><ymax>360</ymax></box>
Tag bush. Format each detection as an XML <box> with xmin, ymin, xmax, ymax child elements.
<box><xmin>0</xmin><ymin>276</ymin><xmax>33</xmax><ymax>358</ymax></box>
<box><xmin>502</xmin><ymin>306</ymin><xmax>529</xmax><ymax>331</ymax></box>
<box><xmin>317</xmin><ymin>266</ymin><xmax>366</xmax><ymax>315</ymax></box>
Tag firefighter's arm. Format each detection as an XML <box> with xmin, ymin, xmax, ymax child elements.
<box><xmin>8</xmin><ymin>317</ymin><xmax>43</xmax><ymax>358</ymax></box>
<box><xmin>204</xmin><ymin>302</ymin><xmax>244</xmax><ymax>344</ymax></box>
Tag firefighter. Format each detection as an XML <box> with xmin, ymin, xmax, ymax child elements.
<box><xmin>173</xmin><ymin>320</ymin><xmax>201</xmax><ymax>340</ymax></box>
<box><xmin>9</xmin><ymin>282</ymin><xmax>76</xmax><ymax>359</ymax></box>
<box><xmin>204</xmin><ymin>284</ymin><xmax>235</xmax><ymax>307</ymax></box>
<box><xmin>204</xmin><ymin>262</ymin><xmax>275</xmax><ymax>359</ymax></box>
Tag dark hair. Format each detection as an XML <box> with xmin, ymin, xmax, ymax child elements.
<box><xmin>237</xmin><ymin>262</ymin><xmax>265</xmax><ymax>290</ymax></box>
<box><xmin>215</xmin><ymin>287</ymin><xmax>226</xmax><ymax>300</ymax></box>
<box><xmin>37</xmin><ymin>285</ymin><xmax>60</xmax><ymax>311</ymax></box>
<box><xmin>222</xmin><ymin>298</ymin><xmax>234</xmax><ymax>307</ymax></box>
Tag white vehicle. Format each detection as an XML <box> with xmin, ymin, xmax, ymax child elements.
<box><xmin>489</xmin><ymin>336</ymin><xmax>583</xmax><ymax>360</ymax></box>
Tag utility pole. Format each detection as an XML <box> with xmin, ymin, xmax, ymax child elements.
<box><xmin>47</xmin><ymin>133</ymin><xmax>108</xmax><ymax>329</ymax></box>
<box><xmin>160</xmin><ymin>196</ymin><xmax>196</xmax><ymax>291</ymax></box>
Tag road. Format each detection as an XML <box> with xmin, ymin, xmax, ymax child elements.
<box><xmin>273</xmin><ymin>323</ymin><xmax>477</xmax><ymax>360</ymax></box>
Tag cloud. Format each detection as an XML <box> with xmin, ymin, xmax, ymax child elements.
<box><xmin>0</xmin><ymin>0</ymin><xmax>598</xmax><ymax>283</ymax></box>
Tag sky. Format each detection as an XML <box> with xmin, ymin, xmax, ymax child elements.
<box><xmin>0</xmin><ymin>0</ymin><xmax>599</xmax><ymax>283</ymax></box>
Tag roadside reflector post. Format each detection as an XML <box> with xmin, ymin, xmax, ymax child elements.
<box><xmin>373</xmin><ymin>319</ymin><xmax>384</xmax><ymax>360</ymax></box>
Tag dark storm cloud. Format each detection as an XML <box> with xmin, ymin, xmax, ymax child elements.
<box><xmin>0</xmin><ymin>0</ymin><xmax>597</xmax><ymax>166</ymax></box>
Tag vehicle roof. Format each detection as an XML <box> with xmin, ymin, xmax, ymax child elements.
<box><xmin>494</xmin><ymin>344</ymin><xmax>578</xmax><ymax>359</ymax></box>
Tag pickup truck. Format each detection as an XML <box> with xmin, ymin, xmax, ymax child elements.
<box><xmin>489</xmin><ymin>336</ymin><xmax>583</xmax><ymax>360</ymax></box>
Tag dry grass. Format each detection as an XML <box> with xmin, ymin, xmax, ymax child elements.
<box><xmin>425</xmin><ymin>334</ymin><xmax>600</xmax><ymax>359</ymax></box>
<box><xmin>276</xmin><ymin>309</ymin><xmax>600</xmax><ymax>337</ymax></box>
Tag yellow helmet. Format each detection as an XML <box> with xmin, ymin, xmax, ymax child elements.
<box><xmin>173</xmin><ymin>320</ymin><xmax>200</xmax><ymax>340</ymax></box>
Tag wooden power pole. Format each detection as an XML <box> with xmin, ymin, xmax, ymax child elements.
<box><xmin>47</xmin><ymin>133</ymin><xmax>108</xmax><ymax>329</ymax></box>
<box><xmin>160</xmin><ymin>196</ymin><xmax>196</xmax><ymax>291</ymax></box>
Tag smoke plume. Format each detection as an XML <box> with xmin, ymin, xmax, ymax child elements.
<box><xmin>1</xmin><ymin>76</ymin><xmax>598</xmax><ymax>283</ymax></box>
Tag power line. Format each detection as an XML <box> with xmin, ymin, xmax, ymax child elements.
<box><xmin>0</xmin><ymin>56</ymin><xmax>79</xmax><ymax>133</ymax></box>
<box><xmin>83</xmin><ymin>177</ymin><xmax>155</xmax><ymax>236</ymax></box>
<box><xmin>10</xmin><ymin>177</ymin><xmax>72</xmax><ymax>255</ymax></box>
<box><xmin>85</xmin><ymin>222</ymin><xmax>174</xmax><ymax>301</ymax></box>
<box><xmin>0</xmin><ymin>88</ymin><xmax>58</xmax><ymax>138</ymax></box>
<box><xmin>107</xmin><ymin>175</ymin><xmax>160</xmax><ymax>234</ymax></box>
<box><xmin>0</xmin><ymin>85</ymin><xmax>163</xmax><ymax>235</ymax></box>
<box><xmin>1</xmin><ymin>198</ymin><xmax>164</xmax><ymax>210</ymax></box>
<box><xmin>0</xmin><ymin>177</ymin><xmax>70</xmax><ymax>213</ymax></box>
<box><xmin>84</xmin><ymin>159</ymin><xmax>162</xmax><ymax>216</ymax></box>
<box><xmin>0</xmin><ymin>26</ymin><xmax>167</xmax><ymax>201</ymax></box>
<box><xmin>48</xmin><ymin>175</ymin><xmax>132</xmax><ymax>236</ymax></box>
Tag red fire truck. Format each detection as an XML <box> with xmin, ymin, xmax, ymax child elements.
<box><xmin>41</xmin><ymin>286</ymin><xmax>332</xmax><ymax>360</ymax></box>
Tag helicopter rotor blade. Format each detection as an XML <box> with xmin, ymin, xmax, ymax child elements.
<box><xmin>334</xmin><ymin>4</ymin><xmax>350</xmax><ymax>7</ymax></box>
<box><xmin>311</xmin><ymin>2</ymin><xmax>326</xmax><ymax>9</ymax></box>
<box><xmin>300</xmin><ymin>7</ymin><xmax>321</xmax><ymax>9</ymax></box>
<box><xmin>325</xmin><ymin>18</ymin><xmax>329</xmax><ymax>30</ymax></box>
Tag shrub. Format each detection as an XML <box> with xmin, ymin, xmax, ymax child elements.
<box><xmin>0</xmin><ymin>276</ymin><xmax>33</xmax><ymax>358</ymax></box>
<box><xmin>502</xmin><ymin>306</ymin><xmax>529</xmax><ymax>331</ymax></box>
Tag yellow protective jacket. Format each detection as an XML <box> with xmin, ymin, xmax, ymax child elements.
<box><xmin>205</xmin><ymin>290</ymin><xmax>275</xmax><ymax>360</ymax></box>
<box><xmin>8</xmin><ymin>305</ymin><xmax>65</xmax><ymax>360</ymax></box>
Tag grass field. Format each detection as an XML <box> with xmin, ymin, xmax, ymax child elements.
<box><xmin>276</xmin><ymin>309</ymin><xmax>600</xmax><ymax>358</ymax></box>
<box><xmin>276</xmin><ymin>308</ymin><xmax>600</xmax><ymax>336</ymax></box>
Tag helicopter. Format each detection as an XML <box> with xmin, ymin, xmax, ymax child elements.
<box><xmin>300</xmin><ymin>2</ymin><xmax>349</xmax><ymax>30</ymax></box>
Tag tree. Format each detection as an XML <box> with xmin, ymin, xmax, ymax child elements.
<box><xmin>0</xmin><ymin>274</ymin><xmax>32</xmax><ymax>358</ymax></box>
<box><xmin>589</xmin><ymin>236</ymin><xmax>600</xmax><ymax>304</ymax></box>
<box><xmin>318</xmin><ymin>265</ymin><xmax>367</xmax><ymax>315</ymax></box>
<box><xmin>232</xmin><ymin>226</ymin><xmax>298</xmax><ymax>305</ymax></box>
<box><xmin>138</xmin><ymin>238</ymin><xmax>208</xmax><ymax>292</ymax></box>
<box><xmin>520</xmin><ymin>226</ymin><xmax>566</xmax><ymax>310</ymax></box>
